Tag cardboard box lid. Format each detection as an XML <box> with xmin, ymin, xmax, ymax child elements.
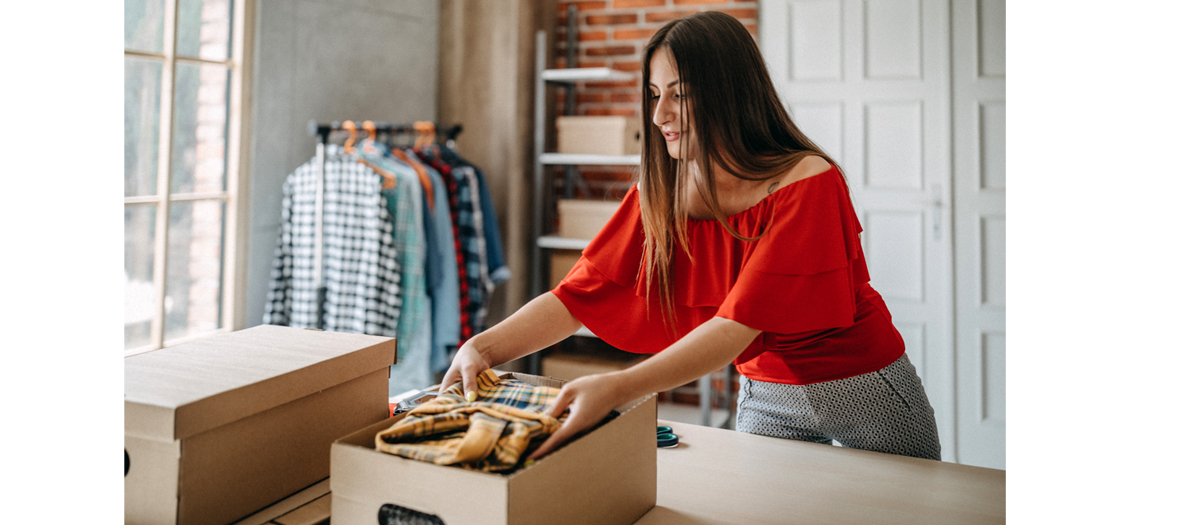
<box><xmin>125</xmin><ymin>325</ymin><xmax>397</xmax><ymax>441</ymax></box>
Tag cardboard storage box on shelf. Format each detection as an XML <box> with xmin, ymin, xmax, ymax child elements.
<box><xmin>556</xmin><ymin>115</ymin><xmax>643</xmax><ymax>156</ymax></box>
<box><xmin>331</xmin><ymin>373</ymin><xmax>657</xmax><ymax>525</ymax></box>
<box><xmin>542</xmin><ymin>350</ymin><xmax>648</xmax><ymax>381</ymax></box>
<box><xmin>548</xmin><ymin>249</ymin><xmax>582</xmax><ymax>289</ymax></box>
<box><xmin>124</xmin><ymin>325</ymin><xmax>397</xmax><ymax>525</ymax></box>
<box><xmin>557</xmin><ymin>198</ymin><xmax>621</xmax><ymax>240</ymax></box>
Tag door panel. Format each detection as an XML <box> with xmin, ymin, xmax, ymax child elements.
<box><xmin>762</xmin><ymin>0</ymin><xmax>957</xmax><ymax>461</ymax></box>
<box><xmin>865</xmin><ymin>211</ymin><xmax>925</xmax><ymax>301</ymax></box>
<box><xmin>952</xmin><ymin>0</ymin><xmax>1006</xmax><ymax>469</ymax></box>
<box><xmin>865</xmin><ymin>102</ymin><xmax>924</xmax><ymax>189</ymax></box>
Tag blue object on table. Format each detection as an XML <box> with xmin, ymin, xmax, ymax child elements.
<box><xmin>657</xmin><ymin>425</ymin><xmax>679</xmax><ymax>448</ymax></box>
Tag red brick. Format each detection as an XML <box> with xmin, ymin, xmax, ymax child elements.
<box><xmin>611</xmin><ymin>92</ymin><xmax>641</xmax><ymax>103</ymax></box>
<box><xmin>645</xmin><ymin>10</ymin><xmax>694</xmax><ymax>23</ymax></box>
<box><xmin>585</xmin><ymin>79</ymin><xmax>638</xmax><ymax>89</ymax></box>
<box><xmin>557</xmin><ymin>1</ymin><xmax>608</xmax><ymax>12</ymax></box>
<box><xmin>586</xmin><ymin>13</ymin><xmax>639</xmax><ymax>25</ymax></box>
<box><xmin>605</xmin><ymin>106</ymin><xmax>640</xmax><ymax>116</ymax></box>
<box><xmin>579</xmin><ymin>30</ymin><xmax>608</xmax><ymax>42</ymax></box>
<box><xmin>744</xmin><ymin>23</ymin><xmax>758</xmax><ymax>36</ymax></box>
<box><xmin>672</xmin><ymin>0</ymin><xmax>726</xmax><ymax>4</ymax></box>
<box><xmin>586</xmin><ymin>45</ymin><xmax>637</xmax><ymax>57</ymax></box>
<box><xmin>612</xmin><ymin>0</ymin><xmax>665</xmax><ymax>8</ymax></box>
<box><xmin>578</xmin><ymin>60</ymin><xmax>608</xmax><ymax>68</ymax></box>
<box><xmin>577</xmin><ymin>92</ymin><xmax>606</xmax><ymax>103</ymax></box>
<box><xmin>718</xmin><ymin>8</ymin><xmax>758</xmax><ymax>20</ymax></box>
<box><xmin>613</xmin><ymin>27</ymin><xmax>658</xmax><ymax>41</ymax></box>
<box><xmin>584</xmin><ymin>106</ymin><xmax>640</xmax><ymax>117</ymax></box>
<box><xmin>613</xmin><ymin>61</ymin><xmax>643</xmax><ymax>72</ymax></box>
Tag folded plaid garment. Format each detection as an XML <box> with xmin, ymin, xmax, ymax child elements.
<box><xmin>375</xmin><ymin>370</ymin><xmax>568</xmax><ymax>472</ymax></box>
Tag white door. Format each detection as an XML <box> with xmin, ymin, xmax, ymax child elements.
<box><xmin>951</xmin><ymin>0</ymin><xmax>1006</xmax><ymax>470</ymax></box>
<box><xmin>760</xmin><ymin>0</ymin><xmax>958</xmax><ymax>461</ymax></box>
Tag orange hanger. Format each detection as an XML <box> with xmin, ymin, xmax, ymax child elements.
<box><xmin>342</xmin><ymin>120</ymin><xmax>358</xmax><ymax>154</ymax></box>
<box><xmin>362</xmin><ymin>120</ymin><xmax>379</xmax><ymax>154</ymax></box>
<box><xmin>391</xmin><ymin>148</ymin><xmax>434</xmax><ymax>212</ymax></box>
<box><xmin>413</xmin><ymin>121</ymin><xmax>436</xmax><ymax>151</ymax></box>
<box><xmin>346</xmin><ymin>120</ymin><xmax>396</xmax><ymax>190</ymax></box>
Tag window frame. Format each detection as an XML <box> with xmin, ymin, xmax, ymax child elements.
<box><xmin>124</xmin><ymin>0</ymin><xmax>252</xmax><ymax>356</ymax></box>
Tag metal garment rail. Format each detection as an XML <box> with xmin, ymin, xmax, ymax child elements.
<box><xmin>303</xmin><ymin>120</ymin><xmax>463</xmax><ymax>329</ymax></box>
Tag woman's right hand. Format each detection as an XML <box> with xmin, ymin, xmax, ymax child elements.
<box><xmin>435</xmin><ymin>292</ymin><xmax>584</xmax><ymax>401</ymax></box>
<box><xmin>438</xmin><ymin>340</ymin><xmax>492</xmax><ymax>402</ymax></box>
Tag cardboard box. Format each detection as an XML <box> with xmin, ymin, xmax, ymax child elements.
<box><xmin>557</xmin><ymin>198</ymin><xmax>621</xmax><ymax>240</ymax></box>
<box><xmin>542</xmin><ymin>350</ymin><xmax>648</xmax><ymax>381</ymax></box>
<box><xmin>548</xmin><ymin>249</ymin><xmax>582</xmax><ymax>289</ymax></box>
<box><xmin>331</xmin><ymin>373</ymin><xmax>657</xmax><ymax>525</ymax></box>
<box><xmin>231</xmin><ymin>479</ymin><xmax>331</xmax><ymax>525</ymax></box>
<box><xmin>125</xmin><ymin>325</ymin><xmax>397</xmax><ymax>525</ymax></box>
<box><xmin>557</xmin><ymin>116</ymin><xmax>643</xmax><ymax>156</ymax></box>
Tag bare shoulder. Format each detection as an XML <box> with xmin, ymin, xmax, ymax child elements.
<box><xmin>766</xmin><ymin>155</ymin><xmax>833</xmax><ymax>194</ymax></box>
<box><xmin>783</xmin><ymin>155</ymin><xmax>833</xmax><ymax>184</ymax></box>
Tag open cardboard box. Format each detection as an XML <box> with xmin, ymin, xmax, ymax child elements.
<box><xmin>331</xmin><ymin>373</ymin><xmax>657</xmax><ymax>525</ymax></box>
<box><xmin>125</xmin><ymin>325</ymin><xmax>397</xmax><ymax>525</ymax></box>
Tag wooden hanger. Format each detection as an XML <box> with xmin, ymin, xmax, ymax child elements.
<box><xmin>413</xmin><ymin>121</ymin><xmax>437</xmax><ymax>151</ymax></box>
<box><xmin>362</xmin><ymin>120</ymin><xmax>379</xmax><ymax>155</ymax></box>
<box><xmin>391</xmin><ymin>147</ymin><xmax>434</xmax><ymax>212</ymax></box>
<box><xmin>345</xmin><ymin>120</ymin><xmax>397</xmax><ymax>190</ymax></box>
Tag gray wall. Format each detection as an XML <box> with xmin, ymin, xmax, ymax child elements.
<box><xmin>245</xmin><ymin>0</ymin><xmax>439</xmax><ymax>327</ymax></box>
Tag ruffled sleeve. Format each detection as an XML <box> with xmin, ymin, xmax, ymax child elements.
<box><xmin>715</xmin><ymin>169</ymin><xmax>868</xmax><ymax>335</ymax></box>
<box><xmin>552</xmin><ymin>186</ymin><xmax>691</xmax><ymax>353</ymax></box>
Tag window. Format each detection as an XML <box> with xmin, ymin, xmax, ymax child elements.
<box><xmin>124</xmin><ymin>0</ymin><xmax>248</xmax><ymax>355</ymax></box>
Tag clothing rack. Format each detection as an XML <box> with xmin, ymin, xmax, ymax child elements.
<box><xmin>307</xmin><ymin>120</ymin><xmax>464</xmax><ymax>146</ymax></box>
<box><xmin>303</xmin><ymin>119</ymin><xmax>464</xmax><ymax>329</ymax></box>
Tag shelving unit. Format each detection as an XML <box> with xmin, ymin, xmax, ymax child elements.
<box><xmin>527</xmin><ymin>28</ymin><xmax>733</xmax><ymax>429</ymax></box>
<box><xmin>529</xmin><ymin>28</ymin><xmax>639</xmax><ymax>362</ymax></box>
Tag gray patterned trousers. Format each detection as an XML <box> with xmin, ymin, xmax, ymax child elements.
<box><xmin>736</xmin><ymin>353</ymin><xmax>942</xmax><ymax>460</ymax></box>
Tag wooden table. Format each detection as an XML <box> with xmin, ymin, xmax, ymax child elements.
<box><xmin>638</xmin><ymin>420</ymin><xmax>1005</xmax><ymax>524</ymax></box>
<box><xmin>239</xmin><ymin>419</ymin><xmax>1004</xmax><ymax>525</ymax></box>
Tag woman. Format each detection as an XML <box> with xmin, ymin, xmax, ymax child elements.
<box><xmin>440</xmin><ymin>11</ymin><xmax>941</xmax><ymax>461</ymax></box>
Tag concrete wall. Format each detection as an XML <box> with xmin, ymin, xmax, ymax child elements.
<box><xmin>244</xmin><ymin>0</ymin><xmax>439</xmax><ymax>327</ymax></box>
<box><xmin>438</xmin><ymin>0</ymin><xmax>555</xmax><ymax>334</ymax></box>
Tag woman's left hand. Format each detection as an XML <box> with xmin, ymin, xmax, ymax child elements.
<box><xmin>527</xmin><ymin>371</ymin><xmax>631</xmax><ymax>461</ymax></box>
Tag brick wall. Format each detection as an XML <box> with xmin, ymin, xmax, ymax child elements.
<box><xmin>551</xmin><ymin>0</ymin><xmax>760</xmax><ymax>199</ymax></box>
<box><xmin>554</xmin><ymin>0</ymin><xmax>760</xmax><ymax>117</ymax></box>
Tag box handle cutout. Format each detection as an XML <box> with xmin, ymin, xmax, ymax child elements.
<box><xmin>124</xmin><ymin>449</ymin><xmax>130</xmax><ymax>477</ymax></box>
<box><xmin>378</xmin><ymin>503</ymin><xmax>444</xmax><ymax>525</ymax></box>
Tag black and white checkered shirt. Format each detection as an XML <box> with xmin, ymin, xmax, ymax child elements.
<box><xmin>263</xmin><ymin>146</ymin><xmax>402</xmax><ymax>336</ymax></box>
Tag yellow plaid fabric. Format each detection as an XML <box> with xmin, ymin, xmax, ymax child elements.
<box><xmin>374</xmin><ymin>370</ymin><xmax>568</xmax><ymax>472</ymax></box>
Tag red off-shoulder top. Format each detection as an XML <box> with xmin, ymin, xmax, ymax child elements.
<box><xmin>551</xmin><ymin>165</ymin><xmax>905</xmax><ymax>385</ymax></box>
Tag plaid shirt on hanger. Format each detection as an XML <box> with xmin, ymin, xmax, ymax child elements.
<box><xmin>263</xmin><ymin>146</ymin><xmax>402</xmax><ymax>335</ymax></box>
<box><xmin>416</xmin><ymin>149</ymin><xmax>473</xmax><ymax>345</ymax></box>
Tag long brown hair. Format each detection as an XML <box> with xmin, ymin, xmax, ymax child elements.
<box><xmin>638</xmin><ymin>11</ymin><xmax>839</xmax><ymax>329</ymax></box>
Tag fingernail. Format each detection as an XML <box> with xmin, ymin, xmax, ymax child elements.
<box><xmin>466</xmin><ymin>391</ymin><xmax>478</xmax><ymax>402</ymax></box>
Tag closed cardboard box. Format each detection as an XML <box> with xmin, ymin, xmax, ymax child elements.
<box><xmin>557</xmin><ymin>199</ymin><xmax>621</xmax><ymax>240</ymax></box>
<box><xmin>542</xmin><ymin>351</ymin><xmax>648</xmax><ymax>381</ymax></box>
<box><xmin>124</xmin><ymin>325</ymin><xmax>397</xmax><ymax>525</ymax></box>
<box><xmin>331</xmin><ymin>373</ymin><xmax>657</xmax><ymax>525</ymax></box>
<box><xmin>557</xmin><ymin>116</ymin><xmax>643</xmax><ymax>156</ymax></box>
<box><xmin>548</xmin><ymin>249</ymin><xmax>582</xmax><ymax>289</ymax></box>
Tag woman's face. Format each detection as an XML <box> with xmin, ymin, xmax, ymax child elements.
<box><xmin>648</xmin><ymin>47</ymin><xmax>694</xmax><ymax>160</ymax></box>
